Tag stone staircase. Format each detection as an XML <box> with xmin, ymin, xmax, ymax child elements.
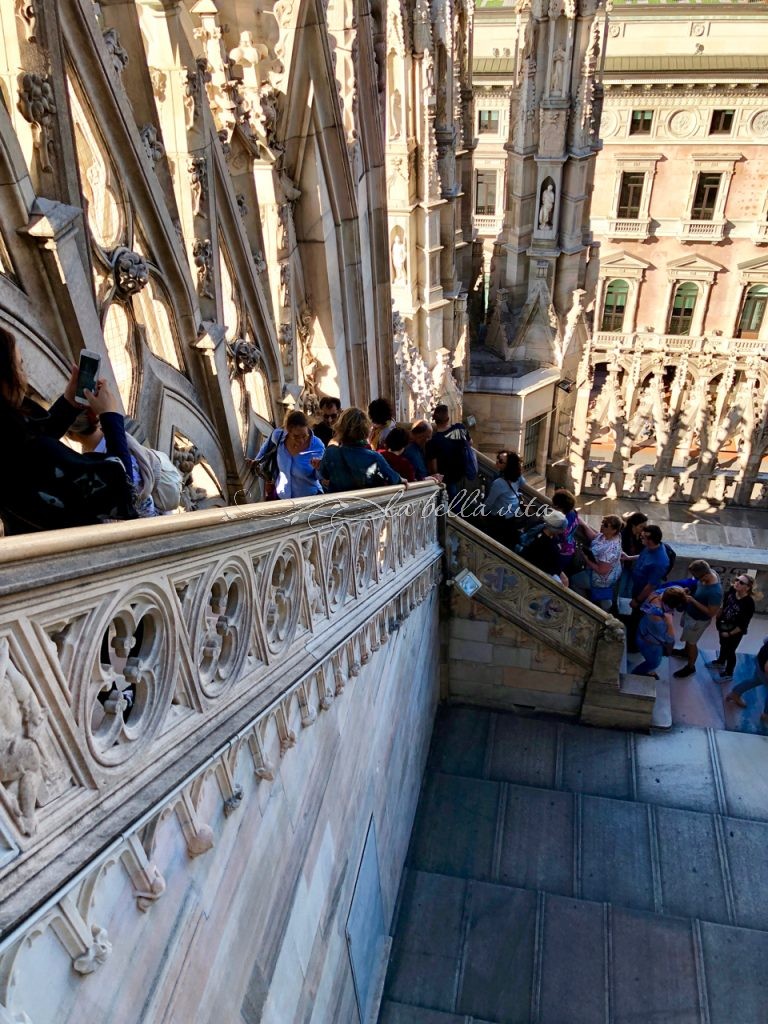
<box><xmin>379</xmin><ymin>706</ymin><xmax>768</xmax><ymax>1024</ymax></box>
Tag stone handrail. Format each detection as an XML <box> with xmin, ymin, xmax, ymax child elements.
<box><xmin>0</xmin><ymin>484</ymin><xmax>442</xmax><ymax>940</ymax></box>
<box><xmin>445</xmin><ymin>515</ymin><xmax>618</xmax><ymax>671</ymax></box>
<box><xmin>444</xmin><ymin>515</ymin><xmax>652</xmax><ymax>728</ymax></box>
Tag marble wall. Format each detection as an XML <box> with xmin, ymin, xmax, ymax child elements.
<box><xmin>7</xmin><ymin>592</ymin><xmax>440</xmax><ymax>1024</ymax></box>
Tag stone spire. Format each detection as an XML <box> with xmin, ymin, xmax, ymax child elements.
<box><xmin>488</xmin><ymin>0</ymin><xmax>606</xmax><ymax>368</ymax></box>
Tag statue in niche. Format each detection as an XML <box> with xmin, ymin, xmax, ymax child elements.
<box><xmin>538</xmin><ymin>180</ymin><xmax>555</xmax><ymax>229</ymax></box>
<box><xmin>389</xmin><ymin>88</ymin><xmax>403</xmax><ymax>139</ymax></box>
<box><xmin>391</xmin><ymin>232</ymin><xmax>407</xmax><ymax>285</ymax></box>
<box><xmin>551</xmin><ymin>46</ymin><xmax>565</xmax><ymax>94</ymax></box>
<box><xmin>0</xmin><ymin>638</ymin><xmax>50</xmax><ymax>836</ymax></box>
<box><xmin>424</xmin><ymin>50</ymin><xmax>435</xmax><ymax>94</ymax></box>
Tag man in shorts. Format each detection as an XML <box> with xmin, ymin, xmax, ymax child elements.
<box><xmin>672</xmin><ymin>559</ymin><xmax>723</xmax><ymax>678</ymax></box>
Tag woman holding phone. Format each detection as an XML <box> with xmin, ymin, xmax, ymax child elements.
<box><xmin>0</xmin><ymin>329</ymin><xmax>135</xmax><ymax>534</ymax></box>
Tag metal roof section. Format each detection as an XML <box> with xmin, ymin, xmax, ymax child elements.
<box><xmin>473</xmin><ymin>57</ymin><xmax>516</xmax><ymax>74</ymax></box>
<box><xmin>605</xmin><ymin>55</ymin><xmax>768</xmax><ymax>73</ymax></box>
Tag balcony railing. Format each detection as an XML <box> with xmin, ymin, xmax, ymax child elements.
<box><xmin>754</xmin><ymin>223</ymin><xmax>768</xmax><ymax>245</ymax></box>
<box><xmin>474</xmin><ymin>214</ymin><xmax>503</xmax><ymax>236</ymax></box>
<box><xmin>591</xmin><ymin>332</ymin><xmax>765</xmax><ymax>356</ymax></box>
<box><xmin>680</xmin><ymin>219</ymin><xmax>726</xmax><ymax>242</ymax></box>
<box><xmin>607</xmin><ymin>217</ymin><xmax>651</xmax><ymax>239</ymax></box>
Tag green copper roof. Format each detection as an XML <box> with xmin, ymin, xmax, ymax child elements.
<box><xmin>604</xmin><ymin>54</ymin><xmax>768</xmax><ymax>73</ymax></box>
<box><xmin>473</xmin><ymin>58</ymin><xmax>516</xmax><ymax>74</ymax></box>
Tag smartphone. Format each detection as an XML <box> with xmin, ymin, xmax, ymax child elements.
<box><xmin>75</xmin><ymin>350</ymin><xmax>101</xmax><ymax>405</ymax></box>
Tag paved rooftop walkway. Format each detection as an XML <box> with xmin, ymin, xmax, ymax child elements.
<box><xmin>635</xmin><ymin>614</ymin><xmax>768</xmax><ymax>735</ymax></box>
<box><xmin>380</xmin><ymin>704</ymin><xmax>768</xmax><ymax>1024</ymax></box>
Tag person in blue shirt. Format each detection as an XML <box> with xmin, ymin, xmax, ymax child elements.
<box><xmin>320</xmin><ymin>407</ymin><xmax>403</xmax><ymax>492</ymax></box>
<box><xmin>255</xmin><ymin>410</ymin><xmax>324</xmax><ymax>500</ymax></box>
<box><xmin>404</xmin><ymin>420</ymin><xmax>432</xmax><ymax>480</ymax></box>
<box><xmin>671</xmin><ymin>559</ymin><xmax>723</xmax><ymax>679</ymax></box>
<box><xmin>625</xmin><ymin>524</ymin><xmax>670</xmax><ymax>651</ymax></box>
<box><xmin>632</xmin><ymin>586</ymin><xmax>688</xmax><ymax>678</ymax></box>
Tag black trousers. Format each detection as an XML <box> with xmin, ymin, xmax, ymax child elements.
<box><xmin>718</xmin><ymin>633</ymin><xmax>743</xmax><ymax>675</ymax></box>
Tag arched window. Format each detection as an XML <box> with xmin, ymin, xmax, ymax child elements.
<box><xmin>736</xmin><ymin>285</ymin><xmax>768</xmax><ymax>339</ymax></box>
<box><xmin>667</xmin><ymin>282</ymin><xmax>699</xmax><ymax>336</ymax></box>
<box><xmin>601</xmin><ymin>279</ymin><xmax>629</xmax><ymax>332</ymax></box>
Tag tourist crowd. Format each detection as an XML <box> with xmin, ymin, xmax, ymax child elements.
<box><xmin>252</xmin><ymin>397</ymin><xmax>475</xmax><ymax>500</ymax></box>
<box><xmin>4</xmin><ymin>341</ymin><xmax>766</xmax><ymax>719</ymax></box>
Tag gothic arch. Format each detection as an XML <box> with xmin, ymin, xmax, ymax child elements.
<box><xmin>275</xmin><ymin>0</ymin><xmax>388</xmax><ymax>404</ymax></box>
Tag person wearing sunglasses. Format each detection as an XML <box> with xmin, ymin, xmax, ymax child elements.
<box><xmin>313</xmin><ymin>396</ymin><xmax>342</xmax><ymax>446</ymax></box>
<box><xmin>712</xmin><ymin>575</ymin><xmax>757</xmax><ymax>682</ymax></box>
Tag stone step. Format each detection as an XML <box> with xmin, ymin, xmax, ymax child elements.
<box><xmin>651</xmin><ymin>669</ymin><xmax>673</xmax><ymax>729</ymax></box>
<box><xmin>382</xmin><ymin>869</ymin><xmax>768</xmax><ymax>1024</ymax></box>
<box><xmin>428</xmin><ymin>705</ymin><xmax>768</xmax><ymax>821</ymax></box>
<box><xmin>408</xmin><ymin>771</ymin><xmax>768</xmax><ymax>929</ymax></box>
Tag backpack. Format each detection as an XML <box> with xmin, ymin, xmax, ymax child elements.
<box><xmin>663</xmin><ymin>543</ymin><xmax>676</xmax><ymax>578</ymax></box>
<box><xmin>150</xmin><ymin>449</ymin><xmax>184</xmax><ymax>511</ymax></box>
<box><xmin>126</xmin><ymin>436</ymin><xmax>183</xmax><ymax>512</ymax></box>
<box><xmin>4</xmin><ymin>436</ymin><xmax>136</xmax><ymax>532</ymax></box>
<box><xmin>440</xmin><ymin>424</ymin><xmax>478</xmax><ymax>482</ymax></box>
<box><xmin>514</xmin><ymin>522</ymin><xmax>545</xmax><ymax>555</ymax></box>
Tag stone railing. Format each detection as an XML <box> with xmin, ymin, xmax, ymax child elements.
<box><xmin>473</xmin><ymin>214</ymin><xmax>504</xmax><ymax>236</ymax></box>
<box><xmin>607</xmin><ymin>217</ymin><xmax>651</xmax><ymax>240</ymax></box>
<box><xmin>0</xmin><ymin>484</ymin><xmax>442</xmax><ymax>943</ymax></box>
<box><xmin>592</xmin><ymin>331</ymin><xmax>766</xmax><ymax>359</ymax></box>
<box><xmin>443</xmin><ymin>516</ymin><xmax>653</xmax><ymax>728</ymax></box>
<box><xmin>679</xmin><ymin>219</ymin><xmax>726</xmax><ymax>243</ymax></box>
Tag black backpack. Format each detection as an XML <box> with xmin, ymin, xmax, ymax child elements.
<box><xmin>663</xmin><ymin>543</ymin><xmax>677</xmax><ymax>578</ymax></box>
<box><xmin>439</xmin><ymin>424</ymin><xmax>478</xmax><ymax>483</ymax></box>
<box><xmin>2</xmin><ymin>435</ymin><xmax>136</xmax><ymax>533</ymax></box>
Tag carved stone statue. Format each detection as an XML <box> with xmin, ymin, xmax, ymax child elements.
<box><xmin>391</xmin><ymin>232</ymin><xmax>407</xmax><ymax>285</ymax></box>
<box><xmin>538</xmin><ymin>181</ymin><xmax>555</xmax><ymax>229</ymax></box>
<box><xmin>0</xmin><ymin>638</ymin><xmax>45</xmax><ymax>836</ymax></box>
<box><xmin>389</xmin><ymin>88</ymin><xmax>403</xmax><ymax>139</ymax></box>
<box><xmin>550</xmin><ymin>46</ymin><xmax>565</xmax><ymax>94</ymax></box>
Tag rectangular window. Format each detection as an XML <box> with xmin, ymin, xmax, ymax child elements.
<box><xmin>668</xmin><ymin>285</ymin><xmax>698</xmax><ymax>336</ymax></box>
<box><xmin>709</xmin><ymin>109</ymin><xmax>735</xmax><ymax>135</ymax></box>
<box><xmin>629</xmin><ymin>110</ymin><xmax>653</xmax><ymax>135</ymax></box>
<box><xmin>478</xmin><ymin>110</ymin><xmax>500</xmax><ymax>134</ymax></box>
<box><xmin>522</xmin><ymin>413</ymin><xmax>547</xmax><ymax>473</ymax></box>
<box><xmin>691</xmin><ymin>172</ymin><xmax>722</xmax><ymax>221</ymax></box>
<box><xmin>475</xmin><ymin>171</ymin><xmax>497</xmax><ymax>216</ymax></box>
<box><xmin>617</xmin><ymin>172</ymin><xmax>645</xmax><ymax>219</ymax></box>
